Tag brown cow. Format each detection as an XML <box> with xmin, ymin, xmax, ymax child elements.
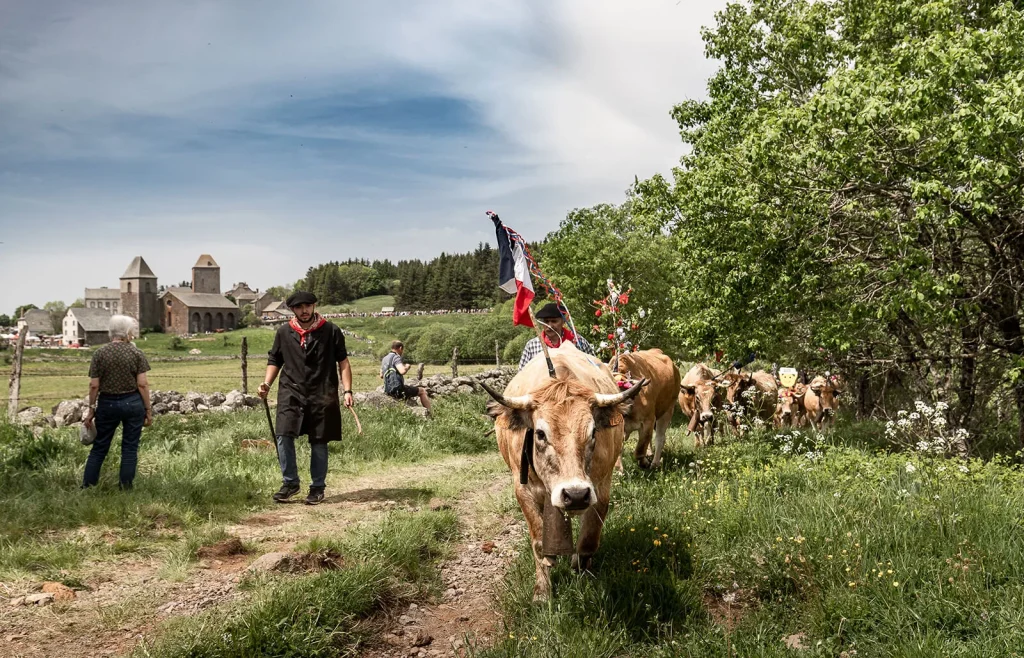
<box><xmin>775</xmin><ymin>383</ymin><xmax>806</xmax><ymax>428</ymax></box>
<box><xmin>722</xmin><ymin>370</ymin><xmax>779</xmax><ymax>433</ymax></box>
<box><xmin>801</xmin><ymin>376</ymin><xmax>838</xmax><ymax>430</ymax></box>
<box><xmin>612</xmin><ymin>349</ymin><xmax>681</xmax><ymax>469</ymax></box>
<box><xmin>678</xmin><ymin>363</ymin><xmax>724</xmax><ymax>446</ymax></box>
<box><xmin>483</xmin><ymin>343</ymin><xmax>644</xmax><ymax>601</ymax></box>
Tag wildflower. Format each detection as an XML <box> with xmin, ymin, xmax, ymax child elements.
<box><xmin>936</xmin><ymin>401</ymin><xmax>949</xmax><ymax>411</ymax></box>
<box><xmin>653</xmin><ymin>539</ymin><xmax>661</xmax><ymax>546</ymax></box>
<box><xmin>893</xmin><ymin>581</ymin><xmax>900</xmax><ymax>587</ymax></box>
<box><xmin>958</xmin><ymin>464</ymin><xmax>970</xmax><ymax>474</ymax></box>
<box><xmin>848</xmin><ymin>581</ymin><xmax>856</xmax><ymax>588</ymax></box>
<box><xmin>909</xmin><ymin>412</ymin><xmax>921</xmax><ymax>421</ymax></box>
<box><xmin>931</xmin><ymin>416</ymin><xmax>947</xmax><ymax>428</ymax></box>
<box><xmin>905</xmin><ymin>462</ymin><xmax>916</xmax><ymax>474</ymax></box>
<box><xmin>834</xmin><ymin>492</ymin><xmax>841</xmax><ymax>498</ymax></box>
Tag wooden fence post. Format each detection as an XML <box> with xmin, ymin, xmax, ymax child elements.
<box><xmin>495</xmin><ymin>340</ymin><xmax>501</xmax><ymax>367</ymax></box>
<box><xmin>7</xmin><ymin>331</ymin><xmax>27</xmax><ymax>421</ymax></box>
<box><xmin>451</xmin><ymin>346</ymin><xmax>459</xmax><ymax>378</ymax></box>
<box><xmin>241</xmin><ymin>336</ymin><xmax>248</xmax><ymax>394</ymax></box>
<box><xmin>416</xmin><ymin>363</ymin><xmax>425</xmax><ymax>381</ymax></box>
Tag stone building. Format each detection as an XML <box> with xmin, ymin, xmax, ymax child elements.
<box><xmin>62</xmin><ymin>307</ymin><xmax>112</xmax><ymax>347</ymax></box>
<box><xmin>192</xmin><ymin>254</ymin><xmax>221</xmax><ymax>294</ymax></box>
<box><xmin>84</xmin><ymin>287</ymin><xmax>121</xmax><ymax>314</ymax></box>
<box><xmin>161</xmin><ymin>255</ymin><xmax>240</xmax><ymax>333</ymax></box>
<box><xmin>17</xmin><ymin>309</ymin><xmax>52</xmax><ymax>337</ymax></box>
<box><xmin>119</xmin><ymin>256</ymin><xmax>160</xmax><ymax>330</ymax></box>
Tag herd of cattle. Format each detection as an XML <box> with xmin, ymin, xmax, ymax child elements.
<box><xmin>479</xmin><ymin>344</ymin><xmax>844</xmax><ymax>600</ymax></box>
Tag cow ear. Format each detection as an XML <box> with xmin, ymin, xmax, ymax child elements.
<box><xmin>487</xmin><ymin>400</ymin><xmax>531</xmax><ymax>430</ymax></box>
<box><xmin>593</xmin><ymin>404</ymin><xmax>626</xmax><ymax>430</ymax></box>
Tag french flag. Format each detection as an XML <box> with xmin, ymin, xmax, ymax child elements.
<box><xmin>489</xmin><ymin>212</ymin><xmax>535</xmax><ymax>327</ymax></box>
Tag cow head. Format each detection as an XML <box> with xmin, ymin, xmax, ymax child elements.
<box><xmin>482</xmin><ymin>378</ymin><xmax>645</xmax><ymax>513</ymax></box>
<box><xmin>681</xmin><ymin>379</ymin><xmax>723</xmax><ymax>431</ymax></box>
<box><xmin>809</xmin><ymin>376</ymin><xmax>837</xmax><ymax>421</ymax></box>
<box><xmin>777</xmin><ymin>388</ymin><xmax>797</xmax><ymax>420</ymax></box>
<box><xmin>722</xmin><ymin>372</ymin><xmax>753</xmax><ymax>408</ymax></box>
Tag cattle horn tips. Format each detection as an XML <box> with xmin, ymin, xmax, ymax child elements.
<box><xmin>594</xmin><ymin>378</ymin><xmax>647</xmax><ymax>407</ymax></box>
<box><xmin>478</xmin><ymin>381</ymin><xmax>532</xmax><ymax>410</ymax></box>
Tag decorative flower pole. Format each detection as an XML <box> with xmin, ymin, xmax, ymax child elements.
<box><xmin>589</xmin><ymin>278</ymin><xmax>653</xmax><ymax>373</ymax></box>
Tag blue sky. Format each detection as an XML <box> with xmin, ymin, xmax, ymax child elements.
<box><xmin>0</xmin><ymin>0</ymin><xmax>726</xmax><ymax>314</ymax></box>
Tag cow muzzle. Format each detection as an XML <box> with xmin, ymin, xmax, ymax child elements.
<box><xmin>700</xmin><ymin>411</ymin><xmax>714</xmax><ymax>422</ymax></box>
<box><xmin>551</xmin><ymin>479</ymin><xmax>596</xmax><ymax>513</ymax></box>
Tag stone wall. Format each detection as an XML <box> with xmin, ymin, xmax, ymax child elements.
<box><xmin>12</xmin><ymin>368</ymin><xmax>517</xmax><ymax>430</ymax></box>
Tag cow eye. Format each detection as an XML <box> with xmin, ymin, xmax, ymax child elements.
<box><xmin>535</xmin><ymin>430</ymin><xmax>547</xmax><ymax>444</ymax></box>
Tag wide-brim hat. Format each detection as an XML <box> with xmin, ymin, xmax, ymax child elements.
<box><xmin>285</xmin><ymin>291</ymin><xmax>317</xmax><ymax>308</ymax></box>
<box><xmin>535</xmin><ymin>302</ymin><xmax>563</xmax><ymax>320</ymax></box>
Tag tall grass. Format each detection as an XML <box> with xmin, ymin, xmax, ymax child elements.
<box><xmin>483</xmin><ymin>428</ymin><xmax>1024</xmax><ymax>656</ymax></box>
<box><xmin>0</xmin><ymin>393</ymin><xmax>492</xmax><ymax>579</ymax></box>
<box><xmin>136</xmin><ymin>510</ymin><xmax>457</xmax><ymax>658</ymax></box>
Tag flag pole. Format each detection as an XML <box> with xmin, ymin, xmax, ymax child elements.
<box><xmin>529</xmin><ymin>306</ymin><xmax>557</xmax><ymax>378</ymax></box>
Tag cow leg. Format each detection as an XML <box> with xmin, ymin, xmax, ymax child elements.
<box><xmin>649</xmin><ymin>410</ymin><xmax>673</xmax><ymax>469</ymax></box>
<box><xmin>572</xmin><ymin>497</ymin><xmax>610</xmax><ymax>573</ymax></box>
<box><xmin>634</xmin><ymin>420</ymin><xmax>655</xmax><ymax>469</ymax></box>
<box><xmin>515</xmin><ymin>484</ymin><xmax>551</xmax><ymax>601</ymax></box>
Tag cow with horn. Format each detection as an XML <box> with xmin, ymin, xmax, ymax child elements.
<box><xmin>481</xmin><ymin>341</ymin><xmax>645</xmax><ymax>601</ymax></box>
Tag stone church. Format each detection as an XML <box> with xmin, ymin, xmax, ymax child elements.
<box><xmin>161</xmin><ymin>255</ymin><xmax>240</xmax><ymax>334</ymax></box>
<box><xmin>85</xmin><ymin>255</ymin><xmax>239</xmax><ymax>335</ymax></box>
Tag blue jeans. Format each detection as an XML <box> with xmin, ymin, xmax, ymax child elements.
<box><xmin>276</xmin><ymin>436</ymin><xmax>328</xmax><ymax>489</ymax></box>
<box><xmin>83</xmin><ymin>392</ymin><xmax>146</xmax><ymax>489</ymax></box>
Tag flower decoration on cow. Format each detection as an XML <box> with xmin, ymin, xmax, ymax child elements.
<box><xmin>589</xmin><ymin>278</ymin><xmax>653</xmax><ymax>362</ymax></box>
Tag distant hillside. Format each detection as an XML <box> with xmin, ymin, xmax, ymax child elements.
<box><xmin>318</xmin><ymin>295</ymin><xmax>396</xmax><ymax>314</ymax></box>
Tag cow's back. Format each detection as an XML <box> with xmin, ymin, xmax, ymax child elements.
<box><xmin>749</xmin><ymin>370</ymin><xmax>779</xmax><ymax>420</ymax></box>
<box><xmin>619</xmin><ymin>349</ymin><xmax>680</xmax><ymax>421</ymax></box>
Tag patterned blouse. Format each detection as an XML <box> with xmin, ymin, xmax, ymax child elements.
<box><xmin>89</xmin><ymin>341</ymin><xmax>151</xmax><ymax>394</ymax></box>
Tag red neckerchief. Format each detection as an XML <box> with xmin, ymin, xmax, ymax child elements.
<box><xmin>542</xmin><ymin>327</ymin><xmax>576</xmax><ymax>349</ymax></box>
<box><xmin>289</xmin><ymin>314</ymin><xmax>326</xmax><ymax>349</ymax></box>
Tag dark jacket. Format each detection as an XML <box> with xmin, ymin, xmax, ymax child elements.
<box><xmin>267</xmin><ymin>321</ymin><xmax>348</xmax><ymax>443</ymax></box>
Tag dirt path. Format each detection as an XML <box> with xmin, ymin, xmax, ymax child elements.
<box><xmin>365</xmin><ymin>477</ymin><xmax>525</xmax><ymax>658</ymax></box>
<box><xmin>0</xmin><ymin>454</ymin><xmax>518</xmax><ymax>658</ymax></box>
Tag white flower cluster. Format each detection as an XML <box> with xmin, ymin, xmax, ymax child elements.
<box><xmin>774</xmin><ymin>429</ymin><xmax>826</xmax><ymax>462</ymax></box>
<box><xmin>885</xmin><ymin>400</ymin><xmax>967</xmax><ymax>457</ymax></box>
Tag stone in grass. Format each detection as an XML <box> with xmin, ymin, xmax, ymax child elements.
<box><xmin>411</xmin><ymin>631</ymin><xmax>433</xmax><ymax>647</ymax></box>
<box><xmin>24</xmin><ymin>593</ymin><xmax>55</xmax><ymax>606</ymax></box>
<box><xmin>41</xmin><ymin>582</ymin><xmax>76</xmax><ymax>602</ymax></box>
<box><xmin>246</xmin><ymin>552</ymin><xmax>291</xmax><ymax>573</ymax></box>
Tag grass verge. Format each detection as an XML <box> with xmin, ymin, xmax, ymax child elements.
<box><xmin>482</xmin><ymin>427</ymin><xmax>1024</xmax><ymax>657</ymax></box>
<box><xmin>135</xmin><ymin>509</ymin><xmax>457</xmax><ymax>658</ymax></box>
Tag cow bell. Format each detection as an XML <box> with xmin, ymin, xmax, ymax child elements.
<box><xmin>542</xmin><ymin>499</ymin><xmax>575</xmax><ymax>557</ymax></box>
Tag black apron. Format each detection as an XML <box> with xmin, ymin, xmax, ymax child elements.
<box><xmin>267</xmin><ymin>322</ymin><xmax>347</xmax><ymax>443</ymax></box>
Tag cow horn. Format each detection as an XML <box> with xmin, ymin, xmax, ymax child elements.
<box><xmin>594</xmin><ymin>378</ymin><xmax>647</xmax><ymax>407</ymax></box>
<box><xmin>478</xmin><ymin>381</ymin><xmax>532</xmax><ymax>410</ymax></box>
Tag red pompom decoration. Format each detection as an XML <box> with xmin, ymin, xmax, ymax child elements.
<box><xmin>595</xmin><ymin>310</ymin><xmax>602</xmax><ymax>317</ymax></box>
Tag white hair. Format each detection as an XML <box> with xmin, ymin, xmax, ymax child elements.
<box><xmin>108</xmin><ymin>314</ymin><xmax>139</xmax><ymax>340</ymax></box>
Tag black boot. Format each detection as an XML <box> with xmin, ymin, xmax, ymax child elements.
<box><xmin>273</xmin><ymin>483</ymin><xmax>301</xmax><ymax>502</ymax></box>
<box><xmin>304</xmin><ymin>486</ymin><xmax>325</xmax><ymax>506</ymax></box>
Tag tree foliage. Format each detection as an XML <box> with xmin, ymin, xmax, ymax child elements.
<box><xmin>652</xmin><ymin>0</ymin><xmax>1024</xmax><ymax>442</ymax></box>
<box><xmin>43</xmin><ymin>301</ymin><xmax>66</xmax><ymax>334</ymax></box>
<box><xmin>394</xmin><ymin>244</ymin><xmax>507</xmax><ymax>310</ymax></box>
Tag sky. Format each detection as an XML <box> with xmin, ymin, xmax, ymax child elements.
<box><xmin>0</xmin><ymin>0</ymin><xmax>727</xmax><ymax>315</ymax></box>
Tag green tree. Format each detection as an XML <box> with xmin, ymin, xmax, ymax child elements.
<box><xmin>43</xmin><ymin>301</ymin><xmax>67</xmax><ymax>334</ymax></box>
<box><xmin>652</xmin><ymin>0</ymin><xmax>1024</xmax><ymax>440</ymax></box>
<box><xmin>0</xmin><ymin>314</ymin><xmax>11</xmax><ymax>327</ymax></box>
<box><xmin>13</xmin><ymin>304</ymin><xmax>37</xmax><ymax>320</ymax></box>
<box><xmin>540</xmin><ymin>201</ymin><xmax>681</xmax><ymax>355</ymax></box>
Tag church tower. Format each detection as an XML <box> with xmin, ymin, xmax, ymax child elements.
<box><xmin>192</xmin><ymin>254</ymin><xmax>221</xmax><ymax>294</ymax></box>
<box><xmin>120</xmin><ymin>256</ymin><xmax>160</xmax><ymax>329</ymax></box>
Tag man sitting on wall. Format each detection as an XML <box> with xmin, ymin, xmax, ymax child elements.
<box><xmin>380</xmin><ymin>340</ymin><xmax>432</xmax><ymax>414</ymax></box>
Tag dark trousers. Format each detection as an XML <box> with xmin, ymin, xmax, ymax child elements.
<box><xmin>83</xmin><ymin>392</ymin><xmax>146</xmax><ymax>489</ymax></box>
<box><xmin>276</xmin><ymin>436</ymin><xmax>329</xmax><ymax>489</ymax></box>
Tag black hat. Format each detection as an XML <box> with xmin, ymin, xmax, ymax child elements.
<box><xmin>285</xmin><ymin>291</ymin><xmax>317</xmax><ymax>308</ymax></box>
<box><xmin>535</xmin><ymin>302</ymin><xmax>563</xmax><ymax>320</ymax></box>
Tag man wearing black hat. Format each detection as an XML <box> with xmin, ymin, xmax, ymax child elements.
<box><xmin>258</xmin><ymin>291</ymin><xmax>353</xmax><ymax>505</ymax></box>
<box><xmin>518</xmin><ymin>302</ymin><xmax>595</xmax><ymax>371</ymax></box>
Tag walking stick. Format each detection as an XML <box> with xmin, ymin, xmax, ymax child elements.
<box><xmin>347</xmin><ymin>404</ymin><xmax>363</xmax><ymax>435</ymax></box>
<box><xmin>262</xmin><ymin>397</ymin><xmax>281</xmax><ymax>462</ymax></box>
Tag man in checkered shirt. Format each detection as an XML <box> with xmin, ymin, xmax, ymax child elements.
<box><xmin>518</xmin><ymin>302</ymin><xmax>596</xmax><ymax>370</ymax></box>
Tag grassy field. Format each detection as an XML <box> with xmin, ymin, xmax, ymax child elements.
<box><xmin>3</xmin><ymin>396</ymin><xmax>1024</xmax><ymax>655</ymax></box>
<box><xmin>0</xmin><ymin>393</ymin><xmax>494</xmax><ymax>582</ymax></box>
<box><xmin>317</xmin><ymin>294</ymin><xmax>396</xmax><ymax>314</ymax></box>
<box><xmin>12</xmin><ymin>316</ymin><xmax>499</xmax><ymax>409</ymax></box>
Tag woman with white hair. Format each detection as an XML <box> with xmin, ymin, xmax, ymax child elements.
<box><xmin>81</xmin><ymin>314</ymin><xmax>153</xmax><ymax>489</ymax></box>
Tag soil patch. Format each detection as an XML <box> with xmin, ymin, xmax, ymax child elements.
<box><xmin>196</xmin><ymin>537</ymin><xmax>246</xmax><ymax>559</ymax></box>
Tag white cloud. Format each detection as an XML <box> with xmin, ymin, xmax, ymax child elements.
<box><xmin>0</xmin><ymin>0</ymin><xmax>727</xmax><ymax>313</ymax></box>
